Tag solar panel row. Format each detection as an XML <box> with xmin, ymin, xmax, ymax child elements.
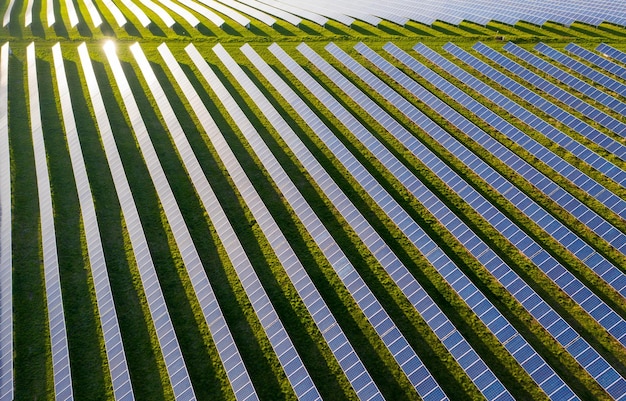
<box><xmin>159</xmin><ymin>45</ymin><xmax>320</xmax><ymax>399</ymax></box>
<box><xmin>52</xmin><ymin>42</ymin><xmax>135</xmax><ymax>401</ymax></box>
<box><xmin>326</xmin><ymin>44</ymin><xmax>574</xmax><ymax>398</ymax></box>
<box><xmin>407</xmin><ymin>43</ymin><xmax>626</xmax><ymax>300</ymax></box>
<box><xmin>104</xmin><ymin>41</ymin><xmax>204</xmax><ymax>401</ymax></box>
<box><xmin>213</xmin><ymin>42</ymin><xmax>449</xmax><ymax>401</ymax></box>
<box><xmin>256</xmin><ymin>41</ymin><xmax>514</xmax><ymax>401</ymax></box>
<box><xmin>0</xmin><ymin>42</ymin><xmax>12</xmax><ymax>401</ymax></box>
<box><xmin>597</xmin><ymin>43</ymin><xmax>626</xmax><ymax>65</ymax></box>
<box><xmin>359</xmin><ymin>42</ymin><xmax>626</xmax><ymax>351</ymax></box>
<box><xmin>27</xmin><ymin>42</ymin><xmax>74</xmax><ymax>401</ymax></box>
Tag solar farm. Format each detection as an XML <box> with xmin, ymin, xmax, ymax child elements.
<box><xmin>1</xmin><ymin>0</ymin><xmax>626</xmax><ymax>400</ymax></box>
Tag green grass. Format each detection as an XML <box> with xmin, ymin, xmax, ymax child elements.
<box><xmin>2</xmin><ymin>2</ymin><xmax>626</xmax><ymax>400</ymax></box>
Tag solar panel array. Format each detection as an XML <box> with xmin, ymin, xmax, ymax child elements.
<box><xmin>320</xmin><ymin>42</ymin><xmax>580</xmax><ymax>400</ymax></box>
<box><xmin>131</xmin><ymin>44</ymin><xmax>258</xmax><ymax>400</ymax></box>
<box><xmin>3</xmin><ymin>9</ymin><xmax>626</xmax><ymax>396</ymax></box>
<box><xmin>27</xmin><ymin>42</ymin><xmax>74</xmax><ymax>401</ymax></box>
<box><xmin>7</xmin><ymin>0</ymin><xmax>626</xmax><ymax>35</ymax></box>
<box><xmin>357</xmin><ymin>42</ymin><xmax>626</xmax><ymax>349</ymax></box>
<box><xmin>215</xmin><ymin>41</ymin><xmax>454</xmax><ymax>401</ymax></box>
<box><xmin>0</xmin><ymin>42</ymin><xmax>12</xmax><ymax>401</ymax></box>
<box><xmin>173</xmin><ymin>41</ymin><xmax>381</xmax><ymax>401</ymax></box>
<box><xmin>250</xmin><ymin>41</ymin><xmax>514</xmax><ymax>401</ymax></box>
<box><xmin>52</xmin><ymin>42</ymin><xmax>135</xmax><ymax>401</ymax></box>
<box><xmin>412</xmin><ymin>43</ymin><xmax>626</xmax><ymax>299</ymax></box>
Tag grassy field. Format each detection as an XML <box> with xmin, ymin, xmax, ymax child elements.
<box><xmin>1</xmin><ymin>1</ymin><xmax>626</xmax><ymax>399</ymax></box>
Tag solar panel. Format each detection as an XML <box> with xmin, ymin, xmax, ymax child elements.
<box><xmin>27</xmin><ymin>42</ymin><xmax>74</xmax><ymax>401</ymax></box>
<box><xmin>0</xmin><ymin>42</ymin><xmax>13</xmax><ymax>401</ymax></box>
<box><xmin>53</xmin><ymin>42</ymin><xmax>134</xmax><ymax>401</ymax></box>
<box><xmin>256</xmin><ymin>41</ymin><xmax>514</xmax><ymax>401</ymax></box>
<box><xmin>213</xmin><ymin>41</ymin><xmax>445</xmax><ymax>397</ymax></box>
<box><xmin>24</xmin><ymin>0</ymin><xmax>34</xmax><ymax>26</ymax></box>
<box><xmin>596</xmin><ymin>43</ymin><xmax>626</xmax><ymax>65</ymax></box>
<box><xmin>375</xmin><ymin>41</ymin><xmax>626</xmax><ymax>341</ymax></box>
<box><xmin>159</xmin><ymin>45</ymin><xmax>320</xmax><ymax>399</ymax></box>
<box><xmin>116</xmin><ymin>0</ymin><xmax>151</xmax><ymax>27</ymax></box>
<box><xmin>327</xmin><ymin>40</ymin><xmax>618</xmax><ymax>400</ymax></box>
<box><xmin>213</xmin><ymin>0</ymin><xmax>276</xmax><ymax>26</ymax></box>
<box><xmin>2</xmin><ymin>0</ymin><xmax>15</xmax><ymax>26</ymax></box>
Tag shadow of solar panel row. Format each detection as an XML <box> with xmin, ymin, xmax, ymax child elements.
<box><xmin>372</xmin><ymin>42</ymin><xmax>626</xmax><ymax>399</ymax></box>
<box><xmin>322</xmin><ymin>42</ymin><xmax>578</xmax><ymax>401</ymax></box>
<box><xmin>471</xmin><ymin>44</ymin><xmax>626</xmax><ymax>252</ymax></box>
<box><xmin>335</xmin><ymin>40</ymin><xmax>626</xmax><ymax>400</ymax></box>
<box><xmin>27</xmin><ymin>42</ymin><xmax>74</xmax><ymax>401</ymax></box>
<box><xmin>52</xmin><ymin>43</ymin><xmax>134</xmax><ymax>401</ymax></box>
<box><xmin>82</xmin><ymin>43</ymin><xmax>195</xmax><ymax>401</ymax></box>
<box><xmin>263</xmin><ymin>41</ymin><xmax>515</xmax><ymax>401</ymax></box>
<box><xmin>212</xmin><ymin>42</ymin><xmax>444</xmax><ymax>401</ymax></box>
<box><xmin>473</xmin><ymin>43</ymin><xmax>626</xmax><ymax>141</ymax></box>
<box><xmin>410</xmin><ymin>43</ymin><xmax>626</xmax><ymax>299</ymax></box>
<box><xmin>159</xmin><ymin>45</ymin><xmax>320</xmax><ymax>399</ymax></box>
<box><xmin>132</xmin><ymin>43</ymin><xmax>263</xmax><ymax>401</ymax></box>
<box><xmin>502</xmin><ymin>42</ymin><xmax>626</xmax><ymax>138</ymax></box>
<box><xmin>0</xmin><ymin>42</ymin><xmax>12</xmax><ymax>401</ymax></box>
<box><xmin>360</xmin><ymin>42</ymin><xmax>626</xmax><ymax>350</ymax></box>
<box><xmin>566</xmin><ymin>43</ymin><xmax>626</xmax><ymax>82</ymax></box>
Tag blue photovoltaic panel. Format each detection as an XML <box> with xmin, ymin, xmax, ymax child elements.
<box><xmin>159</xmin><ymin>45</ymin><xmax>320</xmax><ymax>399</ymax></box>
<box><xmin>504</xmin><ymin>42</ymin><xmax>626</xmax><ymax>138</ymax></box>
<box><xmin>101</xmin><ymin>42</ymin><xmax>197</xmax><ymax>401</ymax></box>
<box><xmin>133</xmin><ymin>43</ymin><xmax>260</xmax><ymax>401</ymax></box>
<box><xmin>596</xmin><ymin>43</ymin><xmax>626</xmax><ymax>65</ymax></box>
<box><xmin>263</xmin><ymin>41</ymin><xmax>514</xmax><ymax>401</ymax></box>
<box><xmin>444</xmin><ymin>43</ymin><xmax>626</xmax><ymax>166</ymax></box>
<box><xmin>371</xmin><ymin>42</ymin><xmax>626</xmax><ymax>400</ymax></box>
<box><xmin>27</xmin><ymin>42</ymin><xmax>74</xmax><ymax>401</ymax></box>
<box><xmin>54</xmin><ymin>43</ymin><xmax>134</xmax><ymax>401</ymax></box>
<box><xmin>0</xmin><ymin>42</ymin><xmax>12</xmax><ymax>401</ymax></box>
